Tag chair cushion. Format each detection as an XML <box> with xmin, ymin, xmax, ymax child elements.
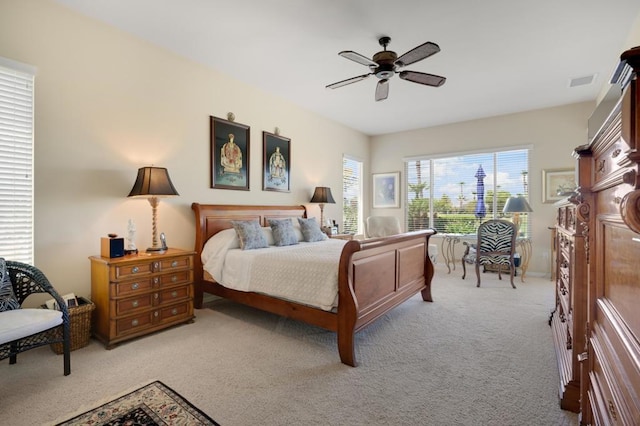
<box><xmin>0</xmin><ymin>308</ymin><xmax>63</xmax><ymax>345</ymax></box>
<box><xmin>0</xmin><ymin>258</ymin><xmax>20</xmax><ymax>312</ymax></box>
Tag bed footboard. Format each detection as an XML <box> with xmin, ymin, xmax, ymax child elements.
<box><xmin>337</xmin><ymin>230</ymin><xmax>436</xmax><ymax>366</ymax></box>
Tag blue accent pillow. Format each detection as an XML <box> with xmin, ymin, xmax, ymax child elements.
<box><xmin>0</xmin><ymin>258</ymin><xmax>20</xmax><ymax>312</ymax></box>
<box><xmin>269</xmin><ymin>219</ymin><xmax>299</xmax><ymax>247</ymax></box>
<box><xmin>231</xmin><ymin>220</ymin><xmax>269</xmax><ymax>250</ymax></box>
<box><xmin>297</xmin><ymin>217</ymin><xmax>327</xmax><ymax>242</ymax></box>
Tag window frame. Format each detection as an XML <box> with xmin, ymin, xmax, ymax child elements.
<box><xmin>404</xmin><ymin>146</ymin><xmax>531</xmax><ymax>237</ymax></box>
<box><xmin>342</xmin><ymin>155</ymin><xmax>363</xmax><ymax>235</ymax></box>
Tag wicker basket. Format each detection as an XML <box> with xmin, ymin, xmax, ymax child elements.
<box><xmin>50</xmin><ymin>297</ymin><xmax>95</xmax><ymax>354</ymax></box>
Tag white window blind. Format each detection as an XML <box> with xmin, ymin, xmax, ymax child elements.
<box><xmin>342</xmin><ymin>156</ymin><xmax>363</xmax><ymax>235</ymax></box>
<box><xmin>405</xmin><ymin>148</ymin><xmax>530</xmax><ymax>236</ymax></box>
<box><xmin>0</xmin><ymin>61</ymin><xmax>34</xmax><ymax>264</ymax></box>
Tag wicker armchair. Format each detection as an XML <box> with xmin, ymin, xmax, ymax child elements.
<box><xmin>0</xmin><ymin>261</ymin><xmax>70</xmax><ymax>375</ymax></box>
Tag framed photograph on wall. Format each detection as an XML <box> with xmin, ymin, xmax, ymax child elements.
<box><xmin>373</xmin><ymin>171</ymin><xmax>400</xmax><ymax>208</ymax></box>
<box><xmin>542</xmin><ymin>168</ymin><xmax>576</xmax><ymax>203</ymax></box>
<box><xmin>210</xmin><ymin>116</ymin><xmax>250</xmax><ymax>190</ymax></box>
<box><xmin>262</xmin><ymin>131</ymin><xmax>291</xmax><ymax>192</ymax></box>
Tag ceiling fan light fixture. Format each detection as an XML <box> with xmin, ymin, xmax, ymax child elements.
<box><xmin>328</xmin><ymin>36</ymin><xmax>445</xmax><ymax>101</ymax></box>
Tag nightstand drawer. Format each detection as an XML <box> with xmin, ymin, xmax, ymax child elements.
<box><xmin>159</xmin><ymin>256</ymin><xmax>191</xmax><ymax>271</ymax></box>
<box><xmin>158</xmin><ymin>270</ymin><xmax>191</xmax><ymax>286</ymax></box>
<box><xmin>159</xmin><ymin>285</ymin><xmax>190</xmax><ymax>304</ymax></box>
<box><xmin>116</xmin><ymin>311</ymin><xmax>154</xmax><ymax>336</ymax></box>
<box><xmin>114</xmin><ymin>262</ymin><xmax>155</xmax><ymax>280</ymax></box>
<box><xmin>158</xmin><ymin>301</ymin><xmax>191</xmax><ymax>323</ymax></box>
<box><xmin>116</xmin><ymin>293</ymin><xmax>154</xmax><ymax>315</ymax></box>
<box><xmin>114</xmin><ymin>278</ymin><xmax>153</xmax><ymax>296</ymax></box>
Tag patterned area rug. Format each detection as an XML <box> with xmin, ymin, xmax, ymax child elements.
<box><xmin>55</xmin><ymin>381</ymin><xmax>219</xmax><ymax>425</ymax></box>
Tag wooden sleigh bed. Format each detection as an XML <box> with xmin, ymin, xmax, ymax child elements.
<box><xmin>192</xmin><ymin>203</ymin><xmax>436</xmax><ymax>366</ymax></box>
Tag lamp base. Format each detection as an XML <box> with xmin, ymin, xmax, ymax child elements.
<box><xmin>146</xmin><ymin>246</ymin><xmax>166</xmax><ymax>254</ymax></box>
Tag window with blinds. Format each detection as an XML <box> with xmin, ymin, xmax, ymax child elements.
<box><xmin>405</xmin><ymin>148</ymin><xmax>530</xmax><ymax>236</ymax></box>
<box><xmin>0</xmin><ymin>60</ymin><xmax>35</xmax><ymax>264</ymax></box>
<box><xmin>342</xmin><ymin>156</ymin><xmax>363</xmax><ymax>235</ymax></box>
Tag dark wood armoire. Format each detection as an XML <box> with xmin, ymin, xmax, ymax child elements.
<box><xmin>568</xmin><ymin>45</ymin><xmax>640</xmax><ymax>425</ymax></box>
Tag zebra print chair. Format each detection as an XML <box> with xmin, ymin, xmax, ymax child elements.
<box><xmin>461</xmin><ymin>219</ymin><xmax>517</xmax><ymax>288</ymax></box>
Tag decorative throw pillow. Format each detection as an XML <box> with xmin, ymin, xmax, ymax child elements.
<box><xmin>269</xmin><ymin>218</ymin><xmax>299</xmax><ymax>247</ymax></box>
<box><xmin>297</xmin><ymin>217</ymin><xmax>327</xmax><ymax>242</ymax></box>
<box><xmin>0</xmin><ymin>258</ymin><xmax>20</xmax><ymax>311</ymax></box>
<box><xmin>231</xmin><ymin>220</ymin><xmax>269</xmax><ymax>250</ymax></box>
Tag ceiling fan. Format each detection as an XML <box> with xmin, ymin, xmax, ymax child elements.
<box><xmin>326</xmin><ymin>36</ymin><xmax>446</xmax><ymax>101</ymax></box>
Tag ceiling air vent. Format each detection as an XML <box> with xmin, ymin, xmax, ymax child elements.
<box><xmin>569</xmin><ymin>74</ymin><xmax>597</xmax><ymax>88</ymax></box>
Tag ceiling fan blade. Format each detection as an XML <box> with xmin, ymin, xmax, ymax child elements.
<box><xmin>395</xmin><ymin>42</ymin><xmax>440</xmax><ymax>67</ymax></box>
<box><xmin>375</xmin><ymin>79</ymin><xmax>389</xmax><ymax>101</ymax></box>
<box><xmin>339</xmin><ymin>51</ymin><xmax>378</xmax><ymax>67</ymax></box>
<box><xmin>399</xmin><ymin>71</ymin><xmax>446</xmax><ymax>87</ymax></box>
<box><xmin>326</xmin><ymin>73</ymin><xmax>372</xmax><ymax>89</ymax></box>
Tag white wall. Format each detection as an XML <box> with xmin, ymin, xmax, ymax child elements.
<box><xmin>0</xmin><ymin>0</ymin><xmax>369</xmax><ymax>300</ymax></box>
<box><xmin>371</xmin><ymin>102</ymin><xmax>594</xmax><ymax>275</ymax></box>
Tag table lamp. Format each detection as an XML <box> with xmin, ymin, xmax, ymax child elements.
<box><xmin>310</xmin><ymin>186</ymin><xmax>335</xmax><ymax>229</ymax></box>
<box><xmin>128</xmin><ymin>166</ymin><xmax>179</xmax><ymax>253</ymax></box>
<box><xmin>503</xmin><ymin>195</ymin><xmax>533</xmax><ymax>233</ymax></box>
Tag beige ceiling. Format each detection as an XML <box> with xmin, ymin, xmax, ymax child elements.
<box><xmin>53</xmin><ymin>0</ymin><xmax>640</xmax><ymax>136</ymax></box>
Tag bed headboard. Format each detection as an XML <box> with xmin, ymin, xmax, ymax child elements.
<box><xmin>191</xmin><ymin>202</ymin><xmax>306</xmax><ymax>255</ymax></box>
<box><xmin>190</xmin><ymin>203</ymin><xmax>307</xmax><ymax>303</ymax></box>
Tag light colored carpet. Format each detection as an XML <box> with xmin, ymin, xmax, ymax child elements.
<box><xmin>1</xmin><ymin>264</ymin><xmax>578</xmax><ymax>425</ymax></box>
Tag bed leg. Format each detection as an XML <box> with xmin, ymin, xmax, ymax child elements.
<box><xmin>338</xmin><ymin>331</ymin><xmax>357</xmax><ymax>367</ymax></box>
<box><xmin>194</xmin><ymin>281</ymin><xmax>204</xmax><ymax>309</ymax></box>
<box><xmin>421</xmin><ymin>253</ymin><xmax>435</xmax><ymax>302</ymax></box>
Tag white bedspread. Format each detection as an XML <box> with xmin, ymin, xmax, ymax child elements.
<box><xmin>202</xmin><ymin>233</ymin><xmax>347</xmax><ymax>311</ymax></box>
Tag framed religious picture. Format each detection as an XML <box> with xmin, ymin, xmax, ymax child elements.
<box><xmin>262</xmin><ymin>131</ymin><xmax>291</xmax><ymax>192</ymax></box>
<box><xmin>210</xmin><ymin>116</ymin><xmax>250</xmax><ymax>190</ymax></box>
<box><xmin>542</xmin><ymin>168</ymin><xmax>576</xmax><ymax>203</ymax></box>
<box><xmin>373</xmin><ymin>172</ymin><xmax>400</xmax><ymax>208</ymax></box>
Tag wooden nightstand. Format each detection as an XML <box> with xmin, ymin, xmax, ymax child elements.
<box><xmin>89</xmin><ymin>248</ymin><xmax>195</xmax><ymax>349</ymax></box>
<box><xmin>329</xmin><ymin>233</ymin><xmax>353</xmax><ymax>241</ymax></box>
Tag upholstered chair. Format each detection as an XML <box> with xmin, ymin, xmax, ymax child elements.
<box><xmin>365</xmin><ymin>216</ymin><xmax>402</xmax><ymax>238</ymax></box>
<box><xmin>461</xmin><ymin>219</ymin><xmax>517</xmax><ymax>288</ymax></box>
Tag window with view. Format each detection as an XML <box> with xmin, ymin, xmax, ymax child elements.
<box><xmin>343</xmin><ymin>156</ymin><xmax>363</xmax><ymax>235</ymax></box>
<box><xmin>405</xmin><ymin>148</ymin><xmax>531</xmax><ymax>237</ymax></box>
<box><xmin>0</xmin><ymin>58</ymin><xmax>35</xmax><ymax>264</ymax></box>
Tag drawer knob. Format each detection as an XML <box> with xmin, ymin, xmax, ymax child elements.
<box><xmin>153</xmin><ymin>261</ymin><xmax>160</xmax><ymax>269</ymax></box>
<box><xmin>154</xmin><ymin>311</ymin><xmax>159</xmax><ymax>317</ymax></box>
<box><xmin>154</xmin><ymin>293</ymin><xmax>159</xmax><ymax>299</ymax></box>
<box><xmin>132</xmin><ymin>266</ymin><xmax>139</xmax><ymax>274</ymax></box>
<box><xmin>131</xmin><ymin>319</ymin><xmax>139</xmax><ymax>327</ymax></box>
<box><xmin>131</xmin><ymin>283</ymin><xmax>139</xmax><ymax>290</ymax></box>
<box><xmin>171</xmin><ymin>308</ymin><xmax>178</xmax><ymax>315</ymax></box>
<box><xmin>171</xmin><ymin>291</ymin><xmax>178</xmax><ymax>298</ymax></box>
<box><xmin>154</xmin><ymin>277</ymin><xmax>159</xmax><ymax>284</ymax></box>
<box><xmin>132</xmin><ymin>300</ymin><xmax>139</xmax><ymax>308</ymax></box>
<box><xmin>171</xmin><ymin>260</ymin><xmax>178</xmax><ymax>267</ymax></box>
<box><xmin>171</xmin><ymin>276</ymin><xmax>178</xmax><ymax>283</ymax></box>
